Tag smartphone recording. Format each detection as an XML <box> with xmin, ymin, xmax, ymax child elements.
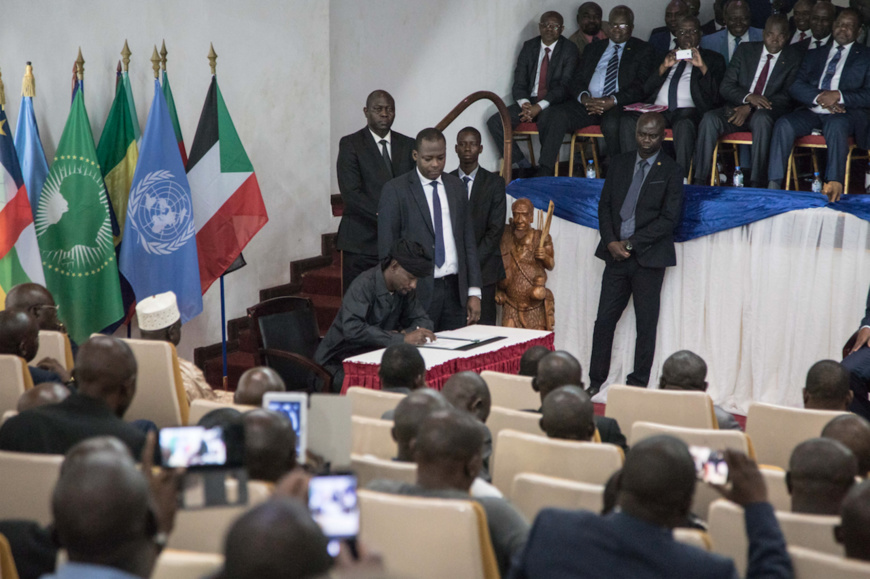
<box><xmin>689</xmin><ymin>445</ymin><xmax>729</xmax><ymax>485</ymax></box>
<box><xmin>675</xmin><ymin>48</ymin><xmax>693</xmax><ymax>60</ymax></box>
<box><xmin>309</xmin><ymin>473</ymin><xmax>359</xmax><ymax>557</ymax></box>
<box><xmin>159</xmin><ymin>426</ymin><xmax>227</xmax><ymax>469</ymax></box>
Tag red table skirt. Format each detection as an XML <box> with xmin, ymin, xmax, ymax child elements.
<box><xmin>341</xmin><ymin>333</ymin><xmax>555</xmax><ymax>393</ymax></box>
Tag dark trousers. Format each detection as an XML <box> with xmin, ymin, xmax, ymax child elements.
<box><xmin>843</xmin><ymin>346</ymin><xmax>870</xmax><ymax>421</ymax></box>
<box><xmin>429</xmin><ymin>274</ymin><xmax>466</xmax><ymax>332</ymax></box>
<box><xmin>536</xmin><ymin>101</ymin><xmax>623</xmax><ymax>174</ymax></box>
<box><xmin>480</xmin><ymin>282</ymin><xmax>498</xmax><ymax>326</ymax></box>
<box><xmin>486</xmin><ymin>98</ymin><xmax>542</xmax><ymax>164</ymax></box>
<box><xmin>342</xmin><ymin>251</ymin><xmax>379</xmax><ymax>295</ymax></box>
<box><xmin>589</xmin><ymin>256</ymin><xmax>666</xmax><ymax>390</ymax></box>
<box><xmin>621</xmin><ymin>108</ymin><xmax>701</xmax><ymax>176</ymax></box>
<box><xmin>694</xmin><ymin>107</ymin><xmax>776</xmax><ymax>186</ymax></box>
<box><xmin>768</xmin><ymin>108</ymin><xmax>863</xmax><ymax>184</ymax></box>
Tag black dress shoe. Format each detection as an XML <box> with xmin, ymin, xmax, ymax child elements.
<box><xmin>586</xmin><ymin>384</ymin><xmax>601</xmax><ymax>397</ymax></box>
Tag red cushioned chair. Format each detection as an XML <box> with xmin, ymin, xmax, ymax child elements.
<box><xmin>710</xmin><ymin>132</ymin><xmax>753</xmax><ymax>186</ymax></box>
<box><xmin>785</xmin><ymin>135</ymin><xmax>869</xmax><ymax>191</ymax></box>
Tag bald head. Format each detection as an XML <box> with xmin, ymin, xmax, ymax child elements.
<box><xmin>519</xmin><ymin>345</ymin><xmax>550</xmax><ymax>377</ymax></box>
<box><xmin>823</xmin><ymin>414</ymin><xmax>870</xmax><ymax>477</ymax></box>
<box><xmin>618</xmin><ymin>435</ymin><xmax>696</xmax><ymax>528</ymax></box>
<box><xmin>220</xmin><ymin>498</ymin><xmax>331</xmax><ymax>579</ymax></box>
<box><xmin>414</xmin><ymin>409</ymin><xmax>484</xmax><ymax>491</ymax></box>
<box><xmin>788</xmin><ymin>438</ymin><xmax>858</xmax><ymax>515</ymax></box>
<box><xmin>5</xmin><ymin>283</ymin><xmax>60</xmax><ymax>331</ymax></box>
<box><xmin>63</xmin><ymin>436</ymin><xmax>133</xmax><ymax>474</ymax></box>
<box><xmin>0</xmin><ymin>309</ymin><xmax>39</xmax><ymax>361</ymax></box>
<box><xmin>442</xmin><ymin>371</ymin><xmax>492</xmax><ymax>423</ymax></box>
<box><xmin>244</xmin><ymin>409</ymin><xmax>297</xmax><ymax>483</ymax></box>
<box><xmin>534</xmin><ymin>351</ymin><xmax>583</xmax><ymax>403</ymax></box>
<box><xmin>660</xmin><ymin>350</ymin><xmax>707</xmax><ymax>391</ymax></box>
<box><xmin>17</xmin><ymin>382</ymin><xmax>70</xmax><ymax>413</ymax></box>
<box><xmin>838</xmin><ymin>480</ymin><xmax>870</xmax><ymax>561</ymax></box>
<box><xmin>540</xmin><ymin>385</ymin><xmax>596</xmax><ymax>441</ymax></box>
<box><xmin>803</xmin><ymin>359</ymin><xmax>852</xmax><ymax>411</ymax></box>
<box><xmin>234</xmin><ymin>367</ymin><xmax>286</xmax><ymax>406</ymax></box>
<box><xmin>74</xmin><ymin>336</ymin><xmax>137</xmax><ymax>417</ymax></box>
<box><xmin>392</xmin><ymin>389</ymin><xmax>450</xmax><ymax>461</ymax></box>
<box><xmin>378</xmin><ymin>343</ymin><xmax>426</xmax><ymax>391</ymax></box>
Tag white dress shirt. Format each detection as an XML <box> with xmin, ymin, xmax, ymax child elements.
<box><xmin>728</xmin><ymin>31</ymin><xmax>751</xmax><ymax>61</ymax></box>
<box><xmin>370</xmin><ymin>129</ymin><xmax>392</xmax><ymax>159</ymax></box>
<box><xmin>654</xmin><ymin>61</ymin><xmax>695</xmax><ymax>109</ymax></box>
<box><xmin>790</xmin><ymin>29</ymin><xmax>810</xmax><ymax>44</ymax></box>
<box><xmin>809</xmin><ymin>35</ymin><xmax>831</xmax><ymax>51</ymax></box>
<box><xmin>518</xmin><ymin>39</ymin><xmax>559</xmax><ymax>110</ymax></box>
<box><xmin>457</xmin><ymin>166</ymin><xmax>479</xmax><ymax>200</ymax></box>
<box><xmin>584</xmin><ymin>40</ymin><xmax>625</xmax><ymax>100</ymax></box>
<box><xmin>811</xmin><ymin>41</ymin><xmax>853</xmax><ymax>114</ymax></box>
<box><xmin>745</xmin><ymin>47</ymin><xmax>781</xmax><ymax>99</ymax></box>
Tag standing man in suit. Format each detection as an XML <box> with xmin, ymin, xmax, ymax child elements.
<box><xmin>701</xmin><ymin>0</ymin><xmax>764</xmax><ymax>64</ymax></box>
<box><xmin>540</xmin><ymin>5</ymin><xmax>656</xmax><ymax>167</ymax></box>
<box><xmin>588</xmin><ymin>113</ymin><xmax>683</xmax><ymax>397</ymax></box>
<box><xmin>649</xmin><ymin>0</ymin><xmax>691</xmax><ymax>56</ymax></box>
<box><xmin>789</xmin><ymin>0</ymin><xmax>813</xmax><ymax>44</ymax></box>
<box><xmin>621</xmin><ymin>17</ymin><xmax>727</xmax><ymax>176</ymax></box>
<box><xmin>378</xmin><ymin>129</ymin><xmax>482</xmax><ymax>332</ymax></box>
<box><xmin>336</xmin><ymin>90</ymin><xmax>416</xmax><ymax>294</ymax></box>
<box><xmin>702</xmin><ymin>0</ymin><xmax>728</xmax><ymax>36</ymax></box>
<box><xmin>693</xmin><ymin>15</ymin><xmax>801</xmax><ymax>186</ymax></box>
<box><xmin>569</xmin><ymin>2</ymin><xmax>608</xmax><ymax>56</ymax></box>
<box><xmin>486</xmin><ymin>11</ymin><xmax>579</xmax><ymax>174</ymax></box>
<box><xmin>768</xmin><ymin>9</ymin><xmax>870</xmax><ymax>201</ymax></box>
<box><xmin>449</xmin><ymin>127</ymin><xmax>505</xmax><ymax>326</ymax></box>
<box><xmin>842</xmin><ymin>285</ymin><xmax>870</xmax><ymax>421</ymax></box>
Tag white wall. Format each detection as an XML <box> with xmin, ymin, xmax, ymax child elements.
<box><xmin>0</xmin><ymin>0</ymin><xmax>332</xmax><ymax>360</ymax></box>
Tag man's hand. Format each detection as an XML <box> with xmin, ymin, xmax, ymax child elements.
<box><xmin>36</xmin><ymin>357</ymin><xmax>71</xmax><ymax>383</ymax></box>
<box><xmin>745</xmin><ymin>94</ymin><xmax>772</xmax><ymax>110</ymax></box>
<box><xmin>690</xmin><ymin>47</ymin><xmax>708</xmax><ymax>75</ymax></box>
<box><xmin>816</xmin><ymin>90</ymin><xmax>841</xmax><ymax>108</ymax></box>
<box><xmin>333</xmin><ymin>540</ymin><xmax>384</xmax><ymax>575</ymax></box>
<box><xmin>467</xmin><ymin>296</ymin><xmax>482</xmax><ymax>325</ymax></box>
<box><xmin>273</xmin><ymin>469</ymin><xmax>312</xmax><ymax>503</ymax></box>
<box><xmin>851</xmin><ymin>327</ymin><xmax>870</xmax><ymax>354</ymax></box>
<box><xmin>607</xmin><ymin>241</ymin><xmax>631</xmax><ymax>261</ymax></box>
<box><xmin>712</xmin><ymin>449</ymin><xmax>767</xmax><ymax>506</ymax></box>
<box><xmin>823</xmin><ymin>180</ymin><xmax>844</xmax><ymax>202</ymax></box>
<box><xmin>403</xmin><ymin>327</ymin><xmax>436</xmax><ymax>345</ymax></box>
<box><xmin>660</xmin><ymin>51</ymin><xmax>678</xmax><ymax>75</ymax></box>
<box><xmin>727</xmin><ymin>104</ymin><xmax>752</xmax><ymax>127</ymax></box>
<box><xmin>141</xmin><ymin>431</ymin><xmax>184</xmax><ymax>535</ymax></box>
<box><xmin>825</xmin><ymin>103</ymin><xmax>846</xmax><ymax>114</ymax></box>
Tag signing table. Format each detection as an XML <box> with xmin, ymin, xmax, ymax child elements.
<box><xmin>340</xmin><ymin>325</ymin><xmax>554</xmax><ymax>393</ymax></box>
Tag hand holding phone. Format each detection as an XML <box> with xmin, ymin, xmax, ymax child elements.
<box><xmin>675</xmin><ymin>48</ymin><xmax>694</xmax><ymax>60</ymax></box>
<box><xmin>689</xmin><ymin>445</ymin><xmax>729</xmax><ymax>485</ymax></box>
<box><xmin>309</xmin><ymin>473</ymin><xmax>360</xmax><ymax>558</ymax></box>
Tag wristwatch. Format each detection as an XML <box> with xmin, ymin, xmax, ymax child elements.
<box><xmin>625</xmin><ymin>241</ymin><xmax>633</xmax><ymax>252</ymax></box>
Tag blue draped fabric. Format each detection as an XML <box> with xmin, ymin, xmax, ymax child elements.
<box><xmin>507</xmin><ymin>177</ymin><xmax>870</xmax><ymax>242</ymax></box>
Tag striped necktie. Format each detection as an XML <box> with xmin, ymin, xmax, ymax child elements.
<box><xmin>603</xmin><ymin>45</ymin><xmax>621</xmax><ymax>97</ymax></box>
<box><xmin>821</xmin><ymin>45</ymin><xmax>844</xmax><ymax>90</ymax></box>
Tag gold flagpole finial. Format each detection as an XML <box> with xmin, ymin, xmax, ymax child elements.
<box><xmin>22</xmin><ymin>62</ymin><xmax>35</xmax><ymax>98</ymax></box>
<box><xmin>121</xmin><ymin>40</ymin><xmax>131</xmax><ymax>72</ymax></box>
<box><xmin>208</xmin><ymin>43</ymin><xmax>217</xmax><ymax>75</ymax></box>
<box><xmin>76</xmin><ymin>48</ymin><xmax>85</xmax><ymax>81</ymax></box>
<box><xmin>160</xmin><ymin>40</ymin><xmax>168</xmax><ymax>72</ymax></box>
<box><xmin>151</xmin><ymin>46</ymin><xmax>161</xmax><ymax>79</ymax></box>
<box><xmin>0</xmin><ymin>69</ymin><xmax>6</xmax><ymax>108</ymax></box>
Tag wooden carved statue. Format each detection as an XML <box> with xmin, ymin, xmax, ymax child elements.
<box><xmin>496</xmin><ymin>198</ymin><xmax>555</xmax><ymax>330</ymax></box>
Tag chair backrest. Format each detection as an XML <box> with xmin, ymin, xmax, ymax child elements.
<box><xmin>151</xmin><ymin>549</ymin><xmax>224</xmax><ymax>579</ymax></box>
<box><xmin>0</xmin><ymin>450</ymin><xmax>64</xmax><ymax>525</ymax></box>
<box><xmin>188</xmin><ymin>399</ymin><xmax>258</xmax><ymax>426</ymax></box>
<box><xmin>479</xmin><ymin>371</ymin><xmax>540</xmax><ymax>411</ymax></box>
<box><xmin>351</xmin><ymin>416</ymin><xmax>396</xmax><ymax>460</ymax></box>
<box><xmin>707</xmin><ymin>499</ymin><xmax>751</xmax><ymax>576</ymax></box>
<box><xmin>247</xmin><ymin>297</ymin><xmax>321</xmax><ymax>390</ymax></box>
<box><xmin>358</xmin><ymin>489</ymin><xmax>499</xmax><ymax>579</ymax></box>
<box><xmin>789</xmin><ymin>546</ymin><xmax>870</xmax><ymax>579</ymax></box>
<box><xmin>510</xmin><ymin>473</ymin><xmax>604</xmax><ymax>521</ymax></box>
<box><xmin>0</xmin><ymin>355</ymin><xmax>32</xmax><ymax>414</ymax></box>
<box><xmin>745</xmin><ymin>402</ymin><xmax>847</xmax><ymax>469</ymax></box>
<box><xmin>346</xmin><ymin>387</ymin><xmax>405</xmax><ymax>419</ymax></box>
<box><xmin>487</xmin><ymin>406</ymin><xmax>545</xmax><ymax>455</ymax></box>
<box><xmin>605</xmin><ymin>385</ymin><xmax>717</xmax><ymax>444</ymax></box>
<box><xmin>776</xmin><ymin>510</ymin><xmax>842</xmax><ymax>556</ymax></box>
<box><xmin>673</xmin><ymin>528</ymin><xmax>713</xmax><ymax>551</ymax></box>
<box><xmin>492</xmin><ymin>430</ymin><xmax>623</xmax><ymax>496</ymax></box>
<box><xmin>35</xmin><ymin>330</ymin><xmax>74</xmax><ymax>370</ymax></box>
<box><xmin>760</xmin><ymin>467</ymin><xmax>791</xmax><ymax>512</ymax></box>
<box><xmin>351</xmin><ymin>453</ymin><xmax>417</xmax><ymax>487</ymax></box>
<box><xmin>121</xmin><ymin>338</ymin><xmax>189</xmax><ymax>427</ymax></box>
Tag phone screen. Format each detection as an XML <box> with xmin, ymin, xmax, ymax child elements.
<box><xmin>266</xmin><ymin>400</ymin><xmax>303</xmax><ymax>458</ymax></box>
<box><xmin>159</xmin><ymin>426</ymin><xmax>227</xmax><ymax>468</ymax></box>
<box><xmin>689</xmin><ymin>445</ymin><xmax>729</xmax><ymax>485</ymax></box>
<box><xmin>308</xmin><ymin>474</ymin><xmax>359</xmax><ymax>556</ymax></box>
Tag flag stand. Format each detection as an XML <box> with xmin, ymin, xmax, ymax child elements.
<box><xmin>220</xmin><ymin>274</ymin><xmax>228</xmax><ymax>391</ymax></box>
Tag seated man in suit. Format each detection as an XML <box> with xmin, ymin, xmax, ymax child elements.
<box><xmin>539</xmin><ymin>385</ymin><xmax>597</xmax><ymax>442</ymax></box>
<box><xmin>379</xmin><ymin>343</ymin><xmax>427</xmax><ymax>394</ymax></box>
<box><xmin>539</xmin><ymin>5</ymin><xmax>656</xmax><ymax>170</ymax></box>
<box><xmin>701</xmin><ymin>0</ymin><xmax>764</xmax><ymax>64</ymax></box>
<box><xmin>658</xmin><ymin>350</ymin><xmax>742</xmax><ymax>430</ymax></box>
<box><xmin>243</xmin><ymin>409</ymin><xmax>298</xmax><ymax>484</ymax></box>
<box><xmin>694</xmin><ymin>15</ymin><xmax>800</xmax><ymax>187</ymax></box>
<box><xmin>789</xmin><ymin>0</ymin><xmax>813</xmax><ymax>44</ymax></box>
<box><xmin>234</xmin><ymin>366</ymin><xmax>286</xmax><ymax>406</ymax></box>
<box><xmin>787</xmin><ymin>438</ymin><xmax>858</xmax><ymax>515</ymax></box>
<box><xmin>337</xmin><ymin>90</ymin><xmax>416</xmax><ymax>293</ymax></box>
<box><xmin>441</xmin><ymin>371</ymin><xmax>494</xmax><ymax>481</ymax></box>
<box><xmin>5</xmin><ymin>283</ymin><xmax>64</xmax><ymax>333</ymax></box>
<box><xmin>702</xmin><ymin>0</ymin><xmax>728</xmax><ymax>35</ymax></box>
<box><xmin>569</xmin><ymin>2</ymin><xmax>608</xmax><ymax>56</ymax></box>
<box><xmin>621</xmin><ymin>17</ymin><xmax>727</xmax><ymax>176</ymax></box>
<box><xmin>449</xmin><ymin>127</ymin><xmax>505</xmax><ymax>325</ymax></box>
<box><xmin>649</xmin><ymin>0</ymin><xmax>691</xmax><ymax>55</ymax></box>
<box><xmin>747</xmin><ymin>0</ymin><xmax>797</xmax><ymax>30</ymax></box>
<box><xmin>803</xmin><ymin>359</ymin><xmax>853</xmax><ymax>411</ymax></box>
<box><xmin>768</xmin><ymin>9</ymin><xmax>870</xmax><ymax>201</ymax></box>
<box><xmin>796</xmin><ymin>0</ymin><xmax>836</xmax><ymax>52</ymax></box>
<box><xmin>519</xmin><ymin>344</ymin><xmax>551</xmax><ymax>377</ymax></box>
<box><xmin>843</xmin><ymin>285</ymin><xmax>870</xmax><ymax>420</ymax></box>
<box><xmin>17</xmin><ymin>382</ymin><xmax>70</xmax><ymax>412</ymax></box>
<box><xmin>507</xmin><ymin>436</ymin><xmax>792</xmax><ymax>579</ymax></box>
<box><xmin>822</xmin><ymin>414</ymin><xmax>870</xmax><ymax>477</ymax></box>
<box><xmin>486</xmin><ymin>11</ymin><xmax>579</xmax><ymax>173</ymax></box>
<box><xmin>837</xmin><ymin>479</ymin><xmax>870</xmax><ymax>561</ymax></box>
<box><xmin>378</xmin><ymin>129</ymin><xmax>482</xmax><ymax>331</ymax></box>
<box><xmin>0</xmin><ymin>309</ymin><xmax>68</xmax><ymax>385</ymax></box>
<box><xmin>532</xmin><ymin>350</ymin><xmax>628</xmax><ymax>451</ymax></box>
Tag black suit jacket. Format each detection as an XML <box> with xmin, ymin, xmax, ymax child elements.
<box><xmin>567</xmin><ymin>37</ymin><xmax>657</xmax><ymax>106</ymax></box>
<box><xmin>594</xmin><ymin>415</ymin><xmax>628</xmax><ymax>452</ymax></box>
<box><xmin>449</xmin><ymin>167</ymin><xmax>506</xmax><ymax>287</ymax></box>
<box><xmin>719</xmin><ymin>42</ymin><xmax>801</xmax><ymax>118</ymax></box>
<box><xmin>795</xmin><ymin>36</ymin><xmax>833</xmax><ymax>54</ymax></box>
<box><xmin>701</xmin><ymin>19</ymin><xmax>721</xmax><ymax>36</ymax></box>
<box><xmin>512</xmin><ymin>36</ymin><xmax>580</xmax><ymax>106</ymax></box>
<box><xmin>648</xmin><ymin>27</ymin><xmax>675</xmax><ymax>56</ymax></box>
<box><xmin>596</xmin><ymin>151</ymin><xmax>684</xmax><ymax>268</ymax></box>
<box><xmin>643</xmin><ymin>48</ymin><xmax>727</xmax><ymax>114</ymax></box>
<box><xmin>378</xmin><ymin>170</ymin><xmax>482</xmax><ymax>310</ymax></box>
<box><xmin>336</xmin><ymin>127</ymin><xmax>416</xmax><ymax>255</ymax></box>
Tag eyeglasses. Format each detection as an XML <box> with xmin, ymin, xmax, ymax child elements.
<box><xmin>539</xmin><ymin>23</ymin><xmax>563</xmax><ymax>31</ymax></box>
<box><xmin>609</xmin><ymin>23</ymin><xmax>631</xmax><ymax>30</ymax></box>
<box><xmin>676</xmin><ymin>28</ymin><xmax>700</xmax><ymax>36</ymax></box>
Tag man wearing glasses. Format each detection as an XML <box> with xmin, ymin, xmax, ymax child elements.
<box><xmin>486</xmin><ymin>11</ymin><xmax>579</xmax><ymax>176</ymax></box>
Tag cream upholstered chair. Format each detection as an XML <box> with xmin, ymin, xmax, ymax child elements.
<box><xmin>789</xmin><ymin>546</ymin><xmax>870</xmax><ymax>579</ymax></box>
<box><xmin>151</xmin><ymin>549</ymin><xmax>224</xmax><ymax>579</ymax></box>
<box><xmin>0</xmin><ymin>450</ymin><xmax>64</xmax><ymax>525</ymax></box>
<box><xmin>35</xmin><ymin>330</ymin><xmax>74</xmax><ymax>370</ymax></box>
<box><xmin>351</xmin><ymin>416</ymin><xmax>396</xmax><ymax>460</ymax></box>
<box><xmin>358</xmin><ymin>489</ymin><xmax>500</xmax><ymax>579</ymax></box>
<box><xmin>776</xmin><ymin>510</ymin><xmax>842</xmax><ymax>556</ymax></box>
<box><xmin>492</xmin><ymin>430</ymin><xmax>623</xmax><ymax>496</ymax></box>
<box><xmin>352</xmin><ymin>453</ymin><xmax>417</xmax><ymax>487</ymax></box>
<box><xmin>479</xmin><ymin>371</ymin><xmax>540</xmax><ymax>411</ymax></box>
<box><xmin>0</xmin><ymin>354</ymin><xmax>33</xmax><ymax>414</ymax></box>
<box><xmin>510</xmin><ymin>473</ymin><xmax>604</xmax><ymax>521</ymax></box>
<box><xmin>760</xmin><ymin>467</ymin><xmax>791</xmax><ymax>512</ymax></box>
<box><xmin>745</xmin><ymin>402</ymin><xmax>846</xmax><ymax>469</ymax></box>
<box><xmin>188</xmin><ymin>399</ymin><xmax>258</xmax><ymax>425</ymax></box>
<box><xmin>346</xmin><ymin>387</ymin><xmax>405</xmax><ymax>419</ymax></box>
<box><xmin>121</xmin><ymin>338</ymin><xmax>189</xmax><ymax>427</ymax></box>
<box><xmin>673</xmin><ymin>528</ymin><xmax>714</xmax><ymax>551</ymax></box>
<box><xmin>605</xmin><ymin>385</ymin><xmax>717</xmax><ymax>445</ymax></box>
<box><xmin>487</xmin><ymin>406</ymin><xmax>545</xmax><ymax>454</ymax></box>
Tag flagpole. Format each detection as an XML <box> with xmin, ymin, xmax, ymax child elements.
<box><xmin>220</xmin><ymin>275</ymin><xmax>228</xmax><ymax>390</ymax></box>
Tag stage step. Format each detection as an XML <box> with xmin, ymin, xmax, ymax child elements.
<box><xmin>297</xmin><ymin>292</ymin><xmax>341</xmax><ymax>334</ymax></box>
<box><xmin>302</xmin><ymin>262</ymin><xmax>342</xmax><ymax>296</ymax></box>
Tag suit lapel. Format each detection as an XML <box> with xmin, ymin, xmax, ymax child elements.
<box><xmin>639</xmin><ymin>157</ymin><xmax>665</xmax><ymax>198</ymax></box>
<box><xmin>410</xmin><ymin>173</ymin><xmax>435</xmax><ymax>236</ymax></box>
<box><xmin>444</xmin><ymin>177</ymin><xmax>462</xmax><ymax>240</ymax></box>
<box><xmin>361</xmin><ymin>128</ymin><xmax>392</xmax><ymax>181</ymax></box>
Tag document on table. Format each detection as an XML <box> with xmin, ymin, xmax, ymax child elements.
<box><xmin>418</xmin><ymin>329</ymin><xmax>505</xmax><ymax>351</ymax></box>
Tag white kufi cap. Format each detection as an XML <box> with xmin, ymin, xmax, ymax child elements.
<box><xmin>136</xmin><ymin>291</ymin><xmax>180</xmax><ymax>331</ymax></box>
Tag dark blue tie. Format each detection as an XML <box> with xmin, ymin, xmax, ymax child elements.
<box><xmin>668</xmin><ymin>61</ymin><xmax>687</xmax><ymax>111</ymax></box>
<box><xmin>462</xmin><ymin>176</ymin><xmax>472</xmax><ymax>199</ymax></box>
<box><xmin>731</xmin><ymin>35</ymin><xmax>741</xmax><ymax>64</ymax></box>
<box><xmin>821</xmin><ymin>45</ymin><xmax>844</xmax><ymax>90</ymax></box>
<box><xmin>431</xmin><ymin>181</ymin><xmax>445</xmax><ymax>267</ymax></box>
<box><xmin>603</xmin><ymin>45</ymin><xmax>621</xmax><ymax>96</ymax></box>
